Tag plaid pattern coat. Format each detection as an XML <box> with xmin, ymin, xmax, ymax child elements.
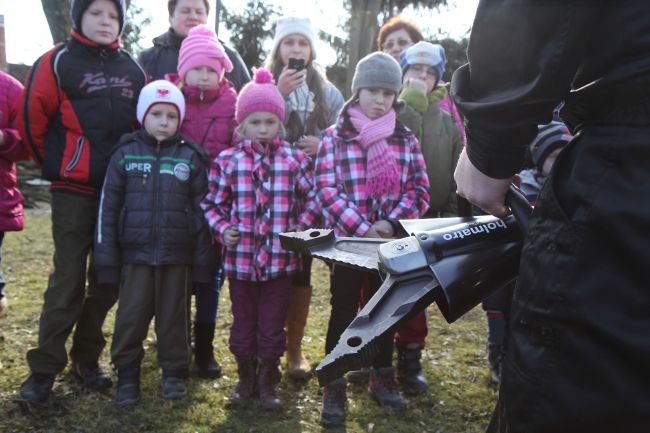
<box><xmin>314</xmin><ymin>112</ymin><xmax>430</xmax><ymax>237</ymax></box>
<box><xmin>202</xmin><ymin>138</ymin><xmax>317</xmax><ymax>281</ymax></box>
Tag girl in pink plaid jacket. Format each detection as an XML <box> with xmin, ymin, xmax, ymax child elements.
<box><xmin>201</xmin><ymin>68</ymin><xmax>317</xmax><ymax>411</ymax></box>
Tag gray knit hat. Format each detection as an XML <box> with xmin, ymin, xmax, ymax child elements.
<box><xmin>351</xmin><ymin>52</ymin><xmax>403</xmax><ymax>96</ymax></box>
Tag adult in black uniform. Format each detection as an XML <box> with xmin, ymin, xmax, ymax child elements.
<box><xmin>451</xmin><ymin>1</ymin><xmax>650</xmax><ymax>432</ymax></box>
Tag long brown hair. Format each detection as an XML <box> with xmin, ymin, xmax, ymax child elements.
<box><xmin>268</xmin><ymin>55</ymin><xmax>332</xmax><ymax>144</ymax></box>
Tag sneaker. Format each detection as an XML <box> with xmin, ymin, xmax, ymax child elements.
<box><xmin>73</xmin><ymin>361</ymin><xmax>112</xmax><ymax>392</ymax></box>
<box><xmin>397</xmin><ymin>344</ymin><xmax>428</xmax><ymax>395</ymax></box>
<box><xmin>368</xmin><ymin>367</ymin><xmax>407</xmax><ymax>411</ymax></box>
<box><xmin>19</xmin><ymin>372</ymin><xmax>55</xmax><ymax>405</ymax></box>
<box><xmin>320</xmin><ymin>377</ymin><xmax>347</xmax><ymax>428</ymax></box>
<box><xmin>116</xmin><ymin>366</ymin><xmax>140</xmax><ymax>407</ymax></box>
<box><xmin>346</xmin><ymin>367</ymin><xmax>370</xmax><ymax>384</ymax></box>
<box><xmin>162</xmin><ymin>376</ymin><xmax>187</xmax><ymax>400</ymax></box>
<box><xmin>0</xmin><ymin>296</ymin><xmax>8</xmax><ymax>316</ymax></box>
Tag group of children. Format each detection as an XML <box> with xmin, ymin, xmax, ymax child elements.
<box><xmin>2</xmin><ymin>0</ymin><xmax>573</xmax><ymax>429</ymax></box>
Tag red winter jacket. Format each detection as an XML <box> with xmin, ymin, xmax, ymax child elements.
<box><xmin>0</xmin><ymin>71</ymin><xmax>28</xmax><ymax>232</ymax></box>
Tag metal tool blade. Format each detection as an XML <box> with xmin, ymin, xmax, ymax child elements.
<box><xmin>280</xmin><ymin>229</ymin><xmax>386</xmax><ymax>272</ymax></box>
<box><xmin>315</xmin><ymin>268</ymin><xmax>442</xmax><ymax>386</ymax></box>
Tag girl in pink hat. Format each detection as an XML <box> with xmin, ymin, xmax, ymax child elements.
<box><xmin>165</xmin><ymin>24</ymin><xmax>238</xmax><ymax>380</ymax></box>
<box><xmin>201</xmin><ymin>68</ymin><xmax>317</xmax><ymax>411</ymax></box>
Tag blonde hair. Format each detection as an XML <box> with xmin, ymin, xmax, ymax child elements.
<box><xmin>234</xmin><ymin>114</ymin><xmax>287</xmax><ymax>141</ymax></box>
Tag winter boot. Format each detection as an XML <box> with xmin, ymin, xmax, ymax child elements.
<box><xmin>161</xmin><ymin>369</ymin><xmax>188</xmax><ymax>400</ymax></box>
<box><xmin>258</xmin><ymin>357</ymin><xmax>282</xmax><ymax>411</ymax></box>
<box><xmin>285</xmin><ymin>285</ymin><xmax>312</xmax><ymax>380</ymax></box>
<box><xmin>115</xmin><ymin>365</ymin><xmax>141</xmax><ymax>407</ymax></box>
<box><xmin>229</xmin><ymin>356</ymin><xmax>257</xmax><ymax>408</ymax></box>
<box><xmin>18</xmin><ymin>372</ymin><xmax>55</xmax><ymax>405</ymax></box>
<box><xmin>368</xmin><ymin>367</ymin><xmax>407</xmax><ymax>411</ymax></box>
<box><xmin>487</xmin><ymin>343</ymin><xmax>502</xmax><ymax>387</ymax></box>
<box><xmin>193</xmin><ymin>322</ymin><xmax>222</xmax><ymax>379</ymax></box>
<box><xmin>396</xmin><ymin>343</ymin><xmax>428</xmax><ymax>395</ymax></box>
<box><xmin>320</xmin><ymin>377</ymin><xmax>347</xmax><ymax>428</ymax></box>
<box><xmin>72</xmin><ymin>361</ymin><xmax>113</xmax><ymax>392</ymax></box>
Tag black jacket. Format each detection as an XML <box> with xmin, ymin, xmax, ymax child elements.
<box><xmin>138</xmin><ymin>28</ymin><xmax>250</xmax><ymax>92</ymax></box>
<box><xmin>18</xmin><ymin>31</ymin><xmax>146</xmax><ymax>196</ymax></box>
<box><xmin>451</xmin><ymin>0</ymin><xmax>650</xmax><ymax>178</ymax></box>
<box><xmin>94</xmin><ymin>129</ymin><xmax>215</xmax><ymax>284</ymax></box>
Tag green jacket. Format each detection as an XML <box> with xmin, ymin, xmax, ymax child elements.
<box><xmin>398</xmin><ymin>86</ymin><xmax>462</xmax><ymax>217</ymax></box>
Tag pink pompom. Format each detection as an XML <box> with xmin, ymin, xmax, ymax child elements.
<box><xmin>252</xmin><ymin>67</ymin><xmax>275</xmax><ymax>85</ymax></box>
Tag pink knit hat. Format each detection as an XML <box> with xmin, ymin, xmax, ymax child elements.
<box><xmin>178</xmin><ymin>24</ymin><xmax>233</xmax><ymax>80</ymax></box>
<box><xmin>236</xmin><ymin>68</ymin><xmax>285</xmax><ymax>123</ymax></box>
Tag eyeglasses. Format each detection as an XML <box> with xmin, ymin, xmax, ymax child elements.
<box><xmin>382</xmin><ymin>38</ymin><xmax>412</xmax><ymax>51</ymax></box>
<box><xmin>409</xmin><ymin>64</ymin><xmax>438</xmax><ymax>79</ymax></box>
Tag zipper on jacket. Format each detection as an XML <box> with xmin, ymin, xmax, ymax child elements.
<box><xmin>152</xmin><ymin>142</ymin><xmax>160</xmax><ymax>264</ymax></box>
<box><xmin>200</xmin><ymin>90</ymin><xmax>204</xmax><ymax>102</ymax></box>
<box><xmin>64</xmin><ymin>135</ymin><xmax>86</xmax><ymax>178</ymax></box>
<box><xmin>142</xmin><ymin>173</ymin><xmax>148</xmax><ymax>185</ymax></box>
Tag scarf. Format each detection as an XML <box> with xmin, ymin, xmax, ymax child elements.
<box><xmin>347</xmin><ymin>105</ymin><xmax>400</xmax><ymax>199</ymax></box>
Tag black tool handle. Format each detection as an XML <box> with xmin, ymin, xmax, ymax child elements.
<box><xmin>456</xmin><ymin>184</ymin><xmax>532</xmax><ymax>235</ymax></box>
<box><xmin>506</xmin><ymin>184</ymin><xmax>532</xmax><ymax>235</ymax></box>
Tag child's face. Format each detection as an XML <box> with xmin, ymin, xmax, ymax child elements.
<box><xmin>144</xmin><ymin>103</ymin><xmax>180</xmax><ymax>141</ymax></box>
<box><xmin>403</xmin><ymin>63</ymin><xmax>438</xmax><ymax>94</ymax></box>
<box><xmin>241</xmin><ymin>112</ymin><xmax>281</xmax><ymax>144</ymax></box>
<box><xmin>279</xmin><ymin>34</ymin><xmax>312</xmax><ymax>67</ymax></box>
<box><xmin>358</xmin><ymin>88</ymin><xmax>396</xmax><ymax>119</ymax></box>
<box><xmin>170</xmin><ymin>0</ymin><xmax>208</xmax><ymax>37</ymax></box>
<box><xmin>81</xmin><ymin>0</ymin><xmax>120</xmax><ymax>45</ymax></box>
<box><xmin>184</xmin><ymin>66</ymin><xmax>220</xmax><ymax>89</ymax></box>
<box><xmin>542</xmin><ymin>148</ymin><xmax>563</xmax><ymax>176</ymax></box>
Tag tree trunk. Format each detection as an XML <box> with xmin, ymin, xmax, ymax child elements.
<box><xmin>41</xmin><ymin>0</ymin><xmax>72</xmax><ymax>45</ymax></box>
<box><xmin>346</xmin><ymin>0</ymin><xmax>382</xmax><ymax>99</ymax></box>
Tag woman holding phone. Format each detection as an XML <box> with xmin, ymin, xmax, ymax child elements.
<box><xmin>266</xmin><ymin>16</ymin><xmax>344</xmax><ymax>381</ymax></box>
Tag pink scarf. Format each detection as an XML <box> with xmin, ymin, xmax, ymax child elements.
<box><xmin>348</xmin><ymin>105</ymin><xmax>400</xmax><ymax>199</ymax></box>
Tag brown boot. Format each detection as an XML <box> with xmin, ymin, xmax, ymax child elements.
<box><xmin>258</xmin><ymin>357</ymin><xmax>282</xmax><ymax>411</ymax></box>
<box><xmin>285</xmin><ymin>284</ymin><xmax>312</xmax><ymax>380</ymax></box>
<box><xmin>229</xmin><ymin>356</ymin><xmax>257</xmax><ymax>408</ymax></box>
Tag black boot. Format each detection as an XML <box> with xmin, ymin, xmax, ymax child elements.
<box><xmin>19</xmin><ymin>372</ymin><xmax>55</xmax><ymax>405</ymax></box>
<box><xmin>229</xmin><ymin>356</ymin><xmax>257</xmax><ymax>408</ymax></box>
<box><xmin>320</xmin><ymin>377</ymin><xmax>347</xmax><ymax>427</ymax></box>
<box><xmin>116</xmin><ymin>365</ymin><xmax>141</xmax><ymax>407</ymax></box>
<box><xmin>396</xmin><ymin>344</ymin><xmax>428</xmax><ymax>395</ymax></box>
<box><xmin>194</xmin><ymin>322</ymin><xmax>222</xmax><ymax>379</ymax></box>
<box><xmin>258</xmin><ymin>358</ymin><xmax>282</xmax><ymax>411</ymax></box>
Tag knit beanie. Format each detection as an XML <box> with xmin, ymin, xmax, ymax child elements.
<box><xmin>70</xmin><ymin>0</ymin><xmax>126</xmax><ymax>36</ymax></box>
<box><xmin>400</xmin><ymin>41</ymin><xmax>447</xmax><ymax>88</ymax></box>
<box><xmin>236</xmin><ymin>68</ymin><xmax>285</xmax><ymax>124</ymax></box>
<box><xmin>270</xmin><ymin>16</ymin><xmax>317</xmax><ymax>61</ymax></box>
<box><xmin>178</xmin><ymin>24</ymin><xmax>233</xmax><ymax>80</ymax></box>
<box><xmin>351</xmin><ymin>52</ymin><xmax>402</xmax><ymax>96</ymax></box>
<box><xmin>137</xmin><ymin>80</ymin><xmax>186</xmax><ymax>126</ymax></box>
<box><xmin>530</xmin><ymin>121</ymin><xmax>572</xmax><ymax>172</ymax></box>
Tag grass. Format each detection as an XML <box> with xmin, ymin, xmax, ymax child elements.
<box><xmin>0</xmin><ymin>199</ymin><xmax>497</xmax><ymax>433</ymax></box>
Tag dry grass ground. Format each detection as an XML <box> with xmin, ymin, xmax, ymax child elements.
<box><xmin>0</xmin><ymin>198</ymin><xmax>497</xmax><ymax>433</ymax></box>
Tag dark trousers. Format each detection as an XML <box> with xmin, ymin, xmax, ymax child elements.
<box><xmin>326</xmin><ymin>265</ymin><xmax>393</xmax><ymax>368</ymax></box>
<box><xmin>228</xmin><ymin>277</ymin><xmax>292</xmax><ymax>359</ymax></box>
<box><xmin>111</xmin><ymin>264</ymin><xmax>191</xmax><ymax>373</ymax></box>
<box><xmin>26</xmin><ymin>191</ymin><xmax>118</xmax><ymax>373</ymax></box>
<box><xmin>489</xmin><ymin>126</ymin><xmax>650</xmax><ymax>433</ymax></box>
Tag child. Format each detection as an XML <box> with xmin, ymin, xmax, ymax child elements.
<box><xmin>17</xmin><ymin>0</ymin><xmax>146</xmax><ymax>405</ymax></box>
<box><xmin>395</xmin><ymin>41</ymin><xmax>462</xmax><ymax>394</ymax></box>
<box><xmin>94</xmin><ymin>80</ymin><xmax>214</xmax><ymax>406</ymax></box>
<box><xmin>267</xmin><ymin>16</ymin><xmax>344</xmax><ymax>379</ymax></box>
<box><xmin>201</xmin><ymin>68</ymin><xmax>316</xmax><ymax>411</ymax></box>
<box><xmin>314</xmin><ymin>52</ymin><xmax>430</xmax><ymax>428</ymax></box>
<box><xmin>0</xmin><ymin>71</ymin><xmax>29</xmax><ymax>316</ymax></box>
<box><xmin>166</xmin><ymin>23</ymin><xmax>238</xmax><ymax>379</ymax></box>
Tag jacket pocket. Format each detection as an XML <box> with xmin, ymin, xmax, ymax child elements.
<box><xmin>62</xmin><ymin>133</ymin><xmax>88</xmax><ymax>183</ymax></box>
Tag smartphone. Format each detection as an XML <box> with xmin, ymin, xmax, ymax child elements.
<box><xmin>288</xmin><ymin>57</ymin><xmax>305</xmax><ymax>71</ymax></box>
